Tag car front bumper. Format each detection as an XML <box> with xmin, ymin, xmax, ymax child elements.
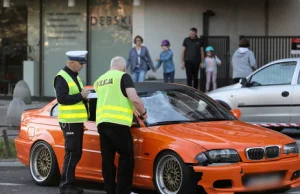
<box><xmin>193</xmin><ymin>156</ymin><xmax>300</xmax><ymax>194</ymax></box>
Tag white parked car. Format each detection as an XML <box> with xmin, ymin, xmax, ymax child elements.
<box><xmin>207</xmin><ymin>58</ymin><xmax>300</xmax><ymax>132</ymax></box>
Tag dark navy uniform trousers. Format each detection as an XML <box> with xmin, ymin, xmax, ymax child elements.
<box><xmin>59</xmin><ymin>122</ymin><xmax>84</xmax><ymax>188</ymax></box>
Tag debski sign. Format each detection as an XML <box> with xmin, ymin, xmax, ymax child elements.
<box><xmin>90</xmin><ymin>16</ymin><xmax>131</xmax><ymax>30</ymax></box>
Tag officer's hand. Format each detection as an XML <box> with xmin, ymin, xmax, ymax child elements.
<box><xmin>81</xmin><ymin>89</ymin><xmax>89</xmax><ymax>99</ymax></box>
<box><xmin>200</xmin><ymin>62</ymin><xmax>204</xmax><ymax>69</ymax></box>
<box><xmin>180</xmin><ymin>62</ymin><xmax>185</xmax><ymax>70</ymax></box>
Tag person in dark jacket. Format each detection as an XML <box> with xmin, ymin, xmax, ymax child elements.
<box><xmin>181</xmin><ymin>27</ymin><xmax>205</xmax><ymax>90</ymax></box>
<box><xmin>54</xmin><ymin>50</ymin><xmax>89</xmax><ymax>194</ymax></box>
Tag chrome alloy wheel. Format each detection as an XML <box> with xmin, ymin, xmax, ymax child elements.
<box><xmin>30</xmin><ymin>143</ymin><xmax>52</xmax><ymax>182</ymax></box>
<box><xmin>156</xmin><ymin>155</ymin><xmax>183</xmax><ymax>194</ymax></box>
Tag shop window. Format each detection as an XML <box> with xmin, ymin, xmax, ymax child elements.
<box><xmin>0</xmin><ymin>1</ymin><xmax>40</xmax><ymax>96</ymax></box>
<box><xmin>89</xmin><ymin>0</ymin><xmax>132</xmax><ymax>84</ymax></box>
<box><xmin>42</xmin><ymin>0</ymin><xmax>87</xmax><ymax>96</ymax></box>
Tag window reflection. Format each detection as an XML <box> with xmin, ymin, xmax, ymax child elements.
<box><xmin>140</xmin><ymin>90</ymin><xmax>234</xmax><ymax>125</ymax></box>
<box><xmin>250</xmin><ymin>62</ymin><xmax>297</xmax><ymax>86</ymax></box>
<box><xmin>89</xmin><ymin>0</ymin><xmax>132</xmax><ymax>83</ymax></box>
<box><xmin>0</xmin><ymin>1</ymin><xmax>40</xmax><ymax>96</ymax></box>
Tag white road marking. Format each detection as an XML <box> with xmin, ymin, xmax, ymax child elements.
<box><xmin>0</xmin><ymin>183</ymin><xmax>24</xmax><ymax>186</ymax></box>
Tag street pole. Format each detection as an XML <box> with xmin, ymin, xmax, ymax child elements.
<box><xmin>2</xmin><ymin>128</ymin><xmax>12</xmax><ymax>157</ymax></box>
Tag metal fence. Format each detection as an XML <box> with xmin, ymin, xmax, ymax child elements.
<box><xmin>201</xmin><ymin>36</ymin><xmax>230</xmax><ymax>88</ymax></box>
<box><xmin>240</xmin><ymin>36</ymin><xmax>300</xmax><ymax>68</ymax></box>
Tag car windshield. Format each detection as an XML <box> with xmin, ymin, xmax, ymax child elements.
<box><xmin>139</xmin><ymin>89</ymin><xmax>235</xmax><ymax>126</ymax></box>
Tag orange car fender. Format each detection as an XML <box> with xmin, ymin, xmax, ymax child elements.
<box><xmin>147</xmin><ymin>135</ymin><xmax>206</xmax><ymax>164</ymax></box>
<box><xmin>159</xmin><ymin>142</ymin><xmax>206</xmax><ymax>163</ymax></box>
<box><xmin>31</xmin><ymin>129</ymin><xmax>56</xmax><ymax>147</ymax></box>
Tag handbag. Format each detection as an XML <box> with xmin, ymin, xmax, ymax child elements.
<box><xmin>132</xmin><ymin>48</ymin><xmax>151</xmax><ymax>71</ymax></box>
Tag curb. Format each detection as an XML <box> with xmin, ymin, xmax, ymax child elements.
<box><xmin>0</xmin><ymin>159</ymin><xmax>24</xmax><ymax>167</ymax></box>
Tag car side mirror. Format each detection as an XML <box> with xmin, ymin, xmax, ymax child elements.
<box><xmin>240</xmin><ymin>78</ymin><xmax>248</xmax><ymax>87</ymax></box>
<box><xmin>231</xmin><ymin>109</ymin><xmax>241</xmax><ymax>119</ymax></box>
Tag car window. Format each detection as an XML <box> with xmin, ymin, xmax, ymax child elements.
<box><xmin>140</xmin><ymin>89</ymin><xmax>235</xmax><ymax>126</ymax></box>
<box><xmin>249</xmin><ymin>61</ymin><xmax>297</xmax><ymax>86</ymax></box>
<box><xmin>51</xmin><ymin>103</ymin><xmax>58</xmax><ymax>117</ymax></box>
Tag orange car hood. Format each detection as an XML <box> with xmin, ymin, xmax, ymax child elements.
<box><xmin>152</xmin><ymin>120</ymin><xmax>294</xmax><ymax>150</ymax></box>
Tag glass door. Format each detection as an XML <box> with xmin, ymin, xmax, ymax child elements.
<box><xmin>89</xmin><ymin>0</ymin><xmax>132</xmax><ymax>84</ymax></box>
<box><xmin>42</xmin><ymin>0</ymin><xmax>87</xmax><ymax>96</ymax></box>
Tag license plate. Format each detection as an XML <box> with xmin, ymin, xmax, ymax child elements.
<box><xmin>246</xmin><ymin>174</ymin><xmax>282</xmax><ymax>188</ymax></box>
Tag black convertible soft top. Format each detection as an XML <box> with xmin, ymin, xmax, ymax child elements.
<box><xmin>88</xmin><ymin>82</ymin><xmax>202</xmax><ymax>98</ymax></box>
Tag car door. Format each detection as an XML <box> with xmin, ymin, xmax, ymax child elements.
<box><xmin>81</xmin><ymin>95</ymin><xmax>141</xmax><ymax>182</ymax></box>
<box><xmin>290</xmin><ymin>62</ymin><xmax>300</xmax><ymax>123</ymax></box>
<box><xmin>77</xmin><ymin>97</ymin><xmax>103</xmax><ymax>179</ymax></box>
<box><xmin>78</xmin><ymin>121</ymin><xmax>102</xmax><ymax>178</ymax></box>
<box><xmin>50</xmin><ymin>102</ymin><xmax>102</xmax><ymax>178</ymax></box>
<box><xmin>234</xmin><ymin>61</ymin><xmax>297</xmax><ymax>124</ymax></box>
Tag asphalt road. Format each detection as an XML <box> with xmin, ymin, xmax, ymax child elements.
<box><xmin>0</xmin><ymin>166</ymin><xmax>157</xmax><ymax>194</ymax></box>
<box><xmin>1</xmin><ymin>128</ymin><xmax>300</xmax><ymax>194</ymax></box>
<box><xmin>0</xmin><ymin>166</ymin><xmax>300</xmax><ymax>194</ymax></box>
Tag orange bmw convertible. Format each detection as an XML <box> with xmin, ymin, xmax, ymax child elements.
<box><xmin>15</xmin><ymin>83</ymin><xmax>300</xmax><ymax>194</ymax></box>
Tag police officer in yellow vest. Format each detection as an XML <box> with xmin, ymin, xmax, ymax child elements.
<box><xmin>54</xmin><ymin>50</ymin><xmax>90</xmax><ymax>194</ymax></box>
<box><xmin>94</xmin><ymin>56</ymin><xmax>147</xmax><ymax>194</ymax></box>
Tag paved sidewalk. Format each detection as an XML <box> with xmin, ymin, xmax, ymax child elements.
<box><xmin>0</xmin><ymin>159</ymin><xmax>24</xmax><ymax>167</ymax></box>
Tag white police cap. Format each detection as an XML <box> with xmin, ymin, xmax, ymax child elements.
<box><xmin>66</xmin><ymin>50</ymin><xmax>88</xmax><ymax>64</ymax></box>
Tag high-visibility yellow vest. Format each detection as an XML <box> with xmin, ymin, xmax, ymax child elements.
<box><xmin>54</xmin><ymin>70</ymin><xmax>88</xmax><ymax>123</ymax></box>
<box><xmin>94</xmin><ymin>70</ymin><xmax>133</xmax><ymax>126</ymax></box>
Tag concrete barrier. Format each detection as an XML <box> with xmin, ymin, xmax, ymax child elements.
<box><xmin>13</xmin><ymin>80</ymin><xmax>32</xmax><ymax>105</ymax></box>
<box><xmin>6</xmin><ymin>98</ymin><xmax>26</xmax><ymax>127</ymax></box>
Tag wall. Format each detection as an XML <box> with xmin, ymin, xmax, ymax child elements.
<box><xmin>133</xmin><ymin>0</ymin><xmax>266</xmax><ymax>79</ymax></box>
<box><xmin>269</xmin><ymin>0</ymin><xmax>300</xmax><ymax>36</ymax></box>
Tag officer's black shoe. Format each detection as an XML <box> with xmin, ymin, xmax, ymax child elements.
<box><xmin>58</xmin><ymin>186</ymin><xmax>66</xmax><ymax>194</ymax></box>
<box><xmin>65</xmin><ymin>186</ymin><xmax>84</xmax><ymax>194</ymax></box>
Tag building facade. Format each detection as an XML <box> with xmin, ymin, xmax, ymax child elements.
<box><xmin>0</xmin><ymin>0</ymin><xmax>299</xmax><ymax>97</ymax></box>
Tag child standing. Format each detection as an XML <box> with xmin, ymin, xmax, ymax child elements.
<box><xmin>155</xmin><ymin>40</ymin><xmax>175</xmax><ymax>83</ymax></box>
<box><xmin>202</xmin><ymin>46</ymin><xmax>221</xmax><ymax>92</ymax></box>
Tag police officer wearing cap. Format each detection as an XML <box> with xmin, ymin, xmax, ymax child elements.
<box><xmin>94</xmin><ymin>56</ymin><xmax>147</xmax><ymax>194</ymax></box>
<box><xmin>54</xmin><ymin>50</ymin><xmax>90</xmax><ymax>194</ymax></box>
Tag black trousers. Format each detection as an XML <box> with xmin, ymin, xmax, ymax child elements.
<box><xmin>185</xmin><ymin>61</ymin><xmax>200</xmax><ymax>90</ymax></box>
<box><xmin>97</xmin><ymin>122</ymin><xmax>134</xmax><ymax>194</ymax></box>
<box><xmin>59</xmin><ymin>122</ymin><xmax>84</xmax><ymax>188</ymax></box>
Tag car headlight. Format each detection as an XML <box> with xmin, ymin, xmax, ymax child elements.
<box><xmin>283</xmin><ymin>143</ymin><xmax>298</xmax><ymax>154</ymax></box>
<box><xmin>195</xmin><ymin>149</ymin><xmax>241</xmax><ymax>165</ymax></box>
